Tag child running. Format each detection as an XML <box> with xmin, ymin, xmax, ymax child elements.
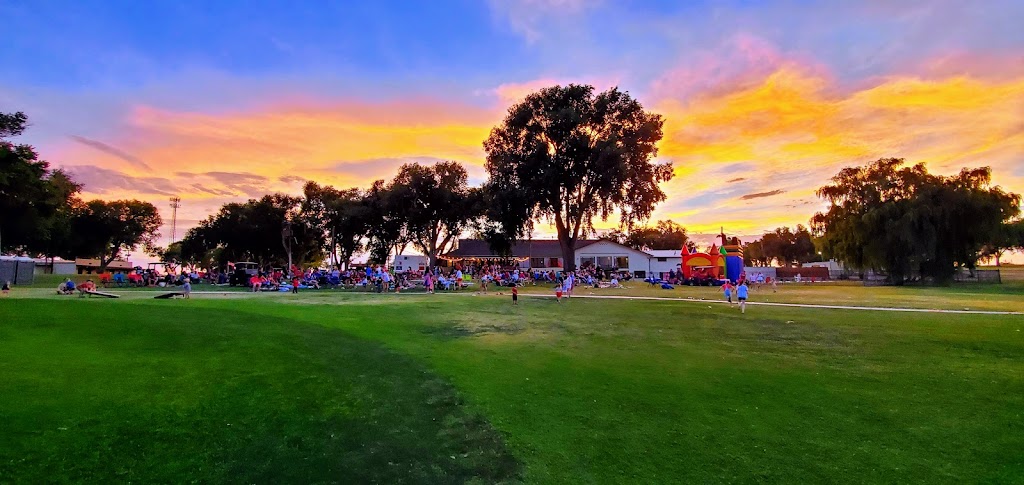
<box><xmin>737</xmin><ymin>280</ymin><xmax>748</xmax><ymax>313</ymax></box>
<box><xmin>555</xmin><ymin>282</ymin><xmax>563</xmax><ymax>303</ymax></box>
<box><xmin>721</xmin><ymin>280</ymin><xmax>733</xmax><ymax>304</ymax></box>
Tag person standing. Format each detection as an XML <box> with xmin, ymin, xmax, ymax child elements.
<box><xmin>511</xmin><ymin>285</ymin><xmax>518</xmax><ymax>306</ymax></box>
<box><xmin>182</xmin><ymin>278</ymin><xmax>192</xmax><ymax>299</ymax></box>
<box><xmin>737</xmin><ymin>280</ymin><xmax>748</xmax><ymax>313</ymax></box>
<box><xmin>1</xmin><ymin>281</ymin><xmax>10</xmax><ymax>297</ymax></box>
<box><xmin>555</xmin><ymin>282</ymin><xmax>563</xmax><ymax>303</ymax></box>
<box><xmin>291</xmin><ymin>276</ymin><xmax>300</xmax><ymax>294</ymax></box>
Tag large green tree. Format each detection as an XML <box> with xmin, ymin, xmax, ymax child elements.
<box><xmin>619</xmin><ymin>220</ymin><xmax>690</xmax><ymax>251</ymax></box>
<box><xmin>0</xmin><ymin>111</ymin><xmax>81</xmax><ymax>256</ymax></box>
<box><xmin>300</xmin><ymin>182</ymin><xmax>368</xmax><ymax>269</ymax></box>
<box><xmin>180</xmin><ymin>195</ymin><xmax>321</xmax><ymax>269</ymax></box>
<box><xmin>757</xmin><ymin>225</ymin><xmax>816</xmax><ymax>267</ymax></box>
<box><xmin>363</xmin><ymin>180</ymin><xmax>412</xmax><ymax>265</ymax></box>
<box><xmin>812</xmin><ymin>158</ymin><xmax>1020</xmax><ymax>284</ymax></box>
<box><xmin>387</xmin><ymin>162</ymin><xmax>479</xmax><ymax>267</ymax></box>
<box><xmin>483</xmin><ymin>84</ymin><xmax>672</xmax><ymax>270</ymax></box>
<box><xmin>67</xmin><ymin>199</ymin><xmax>163</xmax><ymax>269</ymax></box>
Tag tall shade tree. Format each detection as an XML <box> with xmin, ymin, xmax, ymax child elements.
<box><xmin>483</xmin><ymin>84</ymin><xmax>672</xmax><ymax>270</ymax></box>
<box><xmin>0</xmin><ymin>111</ymin><xmax>81</xmax><ymax>256</ymax></box>
<box><xmin>812</xmin><ymin>158</ymin><xmax>1020</xmax><ymax>284</ymax></box>
<box><xmin>388</xmin><ymin>162</ymin><xmax>478</xmax><ymax>267</ymax></box>
<box><xmin>180</xmin><ymin>195</ymin><xmax>321</xmax><ymax>268</ymax></box>
<box><xmin>301</xmin><ymin>182</ymin><xmax>367</xmax><ymax>269</ymax></box>
<box><xmin>757</xmin><ymin>225</ymin><xmax>817</xmax><ymax>267</ymax></box>
<box><xmin>68</xmin><ymin>199</ymin><xmax>163</xmax><ymax>269</ymax></box>
<box><xmin>620</xmin><ymin>220</ymin><xmax>690</xmax><ymax>251</ymax></box>
<box><xmin>363</xmin><ymin>180</ymin><xmax>411</xmax><ymax>265</ymax></box>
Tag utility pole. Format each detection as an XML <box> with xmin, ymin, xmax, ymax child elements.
<box><xmin>168</xmin><ymin>197</ymin><xmax>181</xmax><ymax>245</ymax></box>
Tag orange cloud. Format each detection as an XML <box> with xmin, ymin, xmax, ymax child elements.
<box><xmin>48</xmin><ymin>59</ymin><xmax>1024</xmax><ymax>247</ymax></box>
<box><xmin>651</xmin><ymin>64</ymin><xmax>1024</xmax><ymax>234</ymax></box>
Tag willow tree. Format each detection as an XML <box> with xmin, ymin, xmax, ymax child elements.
<box><xmin>483</xmin><ymin>84</ymin><xmax>672</xmax><ymax>270</ymax></box>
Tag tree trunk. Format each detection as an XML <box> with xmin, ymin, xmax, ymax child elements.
<box><xmin>555</xmin><ymin>220</ymin><xmax>577</xmax><ymax>271</ymax></box>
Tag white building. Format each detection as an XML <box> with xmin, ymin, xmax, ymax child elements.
<box><xmin>443</xmin><ymin>239</ymin><xmax>686</xmax><ymax>278</ymax></box>
<box><xmin>646</xmin><ymin>249</ymin><xmax>683</xmax><ymax>276</ymax></box>
<box><xmin>391</xmin><ymin>254</ymin><xmax>428</xmax><ymax>273</ymax></box>
<box><xmin>574</xmin><ymin>240</ymin><xmax>657</xmax><ymax>277</ymax></box>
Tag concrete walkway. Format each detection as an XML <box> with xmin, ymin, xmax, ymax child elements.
<box><xmin>515</xmin><ymin>293</ymin><xmax>1023</xmax><ymax>315</ymax></box>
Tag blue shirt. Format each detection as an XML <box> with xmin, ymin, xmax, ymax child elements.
<box><xmin>737</xmin><ymin>284</ymin><xmax>749</xmax><ymax>299</ymax></box>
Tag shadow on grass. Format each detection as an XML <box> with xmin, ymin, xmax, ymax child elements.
<box><xmin>0</xmin><ymin>300</ymin><xmax>520</xmax><ymax>483</ymax></box>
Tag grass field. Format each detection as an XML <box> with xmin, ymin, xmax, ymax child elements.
<box><xmin>2</xmin><ymin>284</ymin><xmax>1023</xmax><ymax>482</ymax></box>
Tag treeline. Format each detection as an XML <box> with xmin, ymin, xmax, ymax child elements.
<box><xmin>1</xmin><ymin>112</ymin><xmax>162</xmax><ymax>266</ymax></box>
<box><xmin>741</xmin><ymin>159</ymin><xmax>1024</xmax><ymax>284</ymax></box>
<box><xmin>171</xmin><ymin>162</ymin><xmax>482</xmax><ymax>270</ymax></box>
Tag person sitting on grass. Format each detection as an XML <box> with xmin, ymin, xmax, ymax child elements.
<box><xmin>58</xmin><ymin>278</ymin><xmax>75</xmax><ymax>295</ymax></box>
<box><xmin>249</xmin><ymin>274</ymin><xmax>261</xmax><ymax>292</ymax></box>
<box><xmin>78</xmin><ymin>279</ymin><xmax>97</xmax><ymax>296</ymax></box>
<box><xmin>609</xmin><ymin>276</ymin><xmax>619</xmax><ymax>288</ymax></box>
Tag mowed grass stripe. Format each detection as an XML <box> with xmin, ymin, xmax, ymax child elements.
<box><xmin>239</xmin><ymin>295</ymin><xmax>1023</xmax><ymax>483</ymax></box>
<box><xmin>0</xmin><ymin>300</ymin><xmax>519</xmax><ymax>483</ymax></box>
<box><xmin>2</xmin><ymin>294</ymin><xmax>1023</xmax><ymax>483</ymax></box>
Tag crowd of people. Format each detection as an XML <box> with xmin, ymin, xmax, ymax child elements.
<box><xmin>46</xmin><ymin>259</ymin><xmax>783</xmax><ymax>313</ymax></box>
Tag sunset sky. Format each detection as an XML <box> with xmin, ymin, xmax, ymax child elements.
<box><xmin>2</xmin><ymin>0</ymin><xmax>1023</xmax><ymax>251</ymax></box>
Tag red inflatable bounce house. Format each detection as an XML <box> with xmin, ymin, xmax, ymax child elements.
<box><xmin>680</xmin><ymin>229</ymin><xmax>744</xmax><ymax>282</ymax></box>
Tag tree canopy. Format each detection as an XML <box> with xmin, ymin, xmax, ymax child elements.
<box><xmin>387</xmin><ymin>162</ymin><xmax>479</xmax><ymax>266</ymax></box>
<box><xmin>604</xmin><ymin>220</ymin><xmax>690</xmax><ymax>251</ymax></box>
<box><xmin>67</xmin><ymin>199</ymin><xmax>163</xmax><ymax>268</ymax></box>
<box><xmin>179</xmin><ymin>195</ymin><xmax>319</xmax><ymax>268</ymax></box>
<box><xmin>812</xmin><ymin>158</ymin><xmax>1020</xmax><ymax>284</ymax></box>
<box><xmin>0</xmin><ymin>111</ymin><xmax>82</xmax><ymax>256</ymax></box>
<box><xmin>300</xmin><ymin>182</ymin><xmax>367</xmax><ymax>269</ymax></box>
<box><xmin>483</xmin><ymin>84</ymin><xmax>672</xmax><ymax>270</ymax></box>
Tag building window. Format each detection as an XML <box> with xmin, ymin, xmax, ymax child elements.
<box><xmin>634</xmin><ymin>270</ymin><xmax>646</xmax><ymax>278</ymax></box>
<box><xmin>657</xmin><ymin>257</ymin><xmax>667</xmax><ymax>262</ymax></box>
<box><xmin>530</xmin><ymin>257</ymin><xmax>545</xmax><ymax>268</ymax></box>
<box><xmin>549</xmin><ymin>257</ymin><xmax>562</xmax><ymax>268</ymax></box>
<box><xmin>579</xmin><ymin>256</ymin><xmax>596</xmax><ymax>268</ymax></box>
<box><xmin>615</xmin><ymin>256</ymin><xmax>629</xmax><ymax>268</ymax></box>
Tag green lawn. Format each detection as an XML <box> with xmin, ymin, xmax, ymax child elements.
<box><xmin>2</xmin><ymin>290</ymin><xmax>1022</xmax><ymax>483</ymax></box>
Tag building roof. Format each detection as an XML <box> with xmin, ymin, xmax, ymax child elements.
<box><xmin>646</xmin><ymin>249</ymin><xmax>683</xmax><ymax>258</ymax></box>
<box><xmin>75</xmin><ymin>258</ymin><xmax>133</xmax><ymax>269</ymax></box>
<box><xmin>444</xmin><ymin>239</ymin><xmax>599</xmax><ymax>259</ymax></box>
